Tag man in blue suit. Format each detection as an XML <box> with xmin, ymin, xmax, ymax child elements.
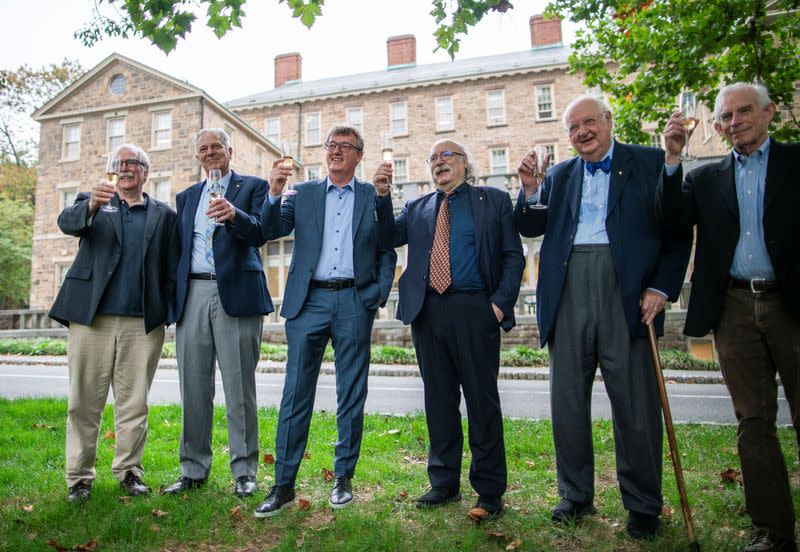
<box><xmin>164</xmin><ymin>128</ymin><xmax>273</xmax><ymax>498</ymax></box>
<box><xmin>254</xmin><ymin>124</ymin><xmax>396</xmax><ymax>517</ymax></box>
<box><xmin>514</xmin><ymin>96</ymin><xmax>691</xmax><ymax>538</ymax></box>
<box><xmin>374</xmin><ymin>139</ymin><xmax>525</xmax><ymax>519</ymax></box>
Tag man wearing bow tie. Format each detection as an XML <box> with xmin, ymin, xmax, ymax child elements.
<box><xmin>514</xmin><ymin>96</ymin><xmax>691</xmax><ymax>539</ymax></box>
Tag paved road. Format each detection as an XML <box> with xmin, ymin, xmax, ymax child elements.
<box><xmin>2</xmin><ymin>362</ymin><xmax>794</xmax><ymax>425</ymax></box>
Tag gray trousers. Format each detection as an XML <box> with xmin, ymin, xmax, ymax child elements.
<box><xmin>549</xmin><ymin>245</ymin><xmax>663</xmax><ymax>516</ymax></box>
<box><xmin>176</xmin><ymin>279</ymin><xmax>262</xmax><ymax>480</ymax></box>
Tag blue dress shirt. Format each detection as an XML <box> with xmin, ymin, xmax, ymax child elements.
<box><xmin>431</xmin><ymin>182</ymin><xmax>485</xmax><ymax>291</ymax></box>
<box><xmin>730</xmin><ymin>138</ymin><xmax>775</xmax><ymax>280</ymax></box>
<box><xmin>313</xmin><ymin>177</ymin><xmax>356</xmax><ymax>280</ymax></box>
<box><xmin>190</xmin><ymin>171</ymin><xmax>231</xmax><ymax>274</ymax></box>
<box><xmin>574</xmin><ymin>142</ymin><xmax>615</xmax><ymax>244</ymax></box>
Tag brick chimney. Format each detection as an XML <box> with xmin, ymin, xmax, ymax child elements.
<box><xmin>275</xmin><ymin>53</ymin><xmax>302</xmax><ymax>87</ymax></box>
<box><xmin>387</xmin><ymin>35</ymin><xmax>416</xmax><ymax>68</ymax></box>
<box><xmin>529</xmin><ymin>14</ymin><xmax>562</xmax><ymax>48</ymax></box>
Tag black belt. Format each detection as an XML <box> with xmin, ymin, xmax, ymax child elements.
<box><xmin>190</xmin><ymin>273</ymin><xmax>217</xmax><ymax>280</ymax></box>
<box><xmin>730</xmin><ymin>278</ymin><xmax>778</xmax><ymax>293</ymax></box>
<box><xmin>311</xmin><ymin>278</ymin><xmax>355</xmax><ymax>291</ymax></box>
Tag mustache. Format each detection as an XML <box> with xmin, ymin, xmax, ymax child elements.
<box><xmin>119</xmin><ymin>171</ymin><xmax>135</xmax><ymax>178</ymax></box>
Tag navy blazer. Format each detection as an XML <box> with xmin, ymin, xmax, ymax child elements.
<box><xmin>514</xmin><ymin>141</ymin><xmax>692</xmax><ymax>346</ymax></box>
<box><xmin>393</xmin><ymin>184</ymin><xmax>525</xmax><ymax>332</ymax></box>
<box><xmin>260</xmin><ymin>178</ymin><xmax>397</xmax><ymax>320</ymax></box>
<box><xmin>174</xmin><ymin>170</ymin><xmax>273</xmax><ymax>322</ymax></box>
<box><xmin>49</xmin><ymin>193</ymin><xmax>179</xmax><ymax>334</ymax></box>
<box><xmin>661</xmin><ymin>140</ymin><xmax>800</xmax><ymax>336</ymax></box>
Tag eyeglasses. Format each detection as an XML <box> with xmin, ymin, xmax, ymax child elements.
<box><xmin>426</xmin><ymin>151</ymin><xmax>464</xmax><ymax>165</ymax></box>
<box><xmin>566</xmin><ymin>113</ymin><xmax>604</xmax><ymax>137</ymax></box>
<box><xmin>120</xmin><ymin>159</ymin><xmax>144</xmax><ymax>168</ymax></box>
<box><xmin>324</xmin><ymin>141</ymin><xmax>361</xmax><ymax>153</ymax></box>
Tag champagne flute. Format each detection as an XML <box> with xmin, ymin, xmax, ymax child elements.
<box><xmin>280</xmin><ymin>138</ymin><xmax>296</xmax><ymax>196</ymax></box>
<box><xmin>208</xmin><ymin>168</ymin><xmax>224</xmax><ymax>226</ymax></box>
<box><xmin>380</xmin><ymin>130</ymin><xmax>394</xmax><ymax>163</ymax></box>
<box><xmin>529</xmin><ymin>145</ymin><xmax>551</xmax><ymax>210</ymax></box>
<box><xmin>679</xmin><ymin>91</ymin><xmax>699</xmax><ymax>162</ymax></box>
<box><xmin>101</xmin><ymin>154</ymin><xmax>121</xmax><ymax>213</ymax></box>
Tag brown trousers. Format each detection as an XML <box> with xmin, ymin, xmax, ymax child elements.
<box><xmin>715</xmin><ymin>286</ymin><xmax>800</xmax><ymax>540</ymax></box>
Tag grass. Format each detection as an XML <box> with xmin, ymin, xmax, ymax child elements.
<box><xmin>0</xmin><ymin>339</ymin><xmax>719</xmax><ymax>371</ymax></box>
<box><xmin>1</xmin><ymin>398</ymin><xmax>798</xmax><ymax>551</ymax></box>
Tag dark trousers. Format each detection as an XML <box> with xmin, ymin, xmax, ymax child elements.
<box><xmin>715</xmin><ymin>286</ymin><xmax>800</xmax><ymax>540</ymax></box>
<box><xmin>411</xmin><ymin>290</ymin><xmax>506</xmax><ymax>499</ymax></box>
<box><xmin>275</xmin><ymin>287</ymin><xmax>376</xmax><ymax>486</ymax></box>
<box><xmin>549</xmin><ymin>246</ymin><xmax>663</xmax><ymax>515</ymax></box>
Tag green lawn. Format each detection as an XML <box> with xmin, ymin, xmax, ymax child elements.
<box><xmin>1</xmin><ymin>398</ymin><xmax>796</xmax><ymax>551</ymax></box>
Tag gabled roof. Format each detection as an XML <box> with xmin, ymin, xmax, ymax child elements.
<box><xmin>227</xmin><ymin>46</ymin><xmax>570</xmax><ymax>110</ymax></box>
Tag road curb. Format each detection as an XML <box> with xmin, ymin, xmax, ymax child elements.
<box><xmin>0</xmin><ymin>355</ymin><xmax>725</xmax><ymax>384</ymax></box>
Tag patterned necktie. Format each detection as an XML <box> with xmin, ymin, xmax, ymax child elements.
<box><xmin>429</xmin><ymin>192</ymin><xmax>452</xmax><ymax>294</ymax></box>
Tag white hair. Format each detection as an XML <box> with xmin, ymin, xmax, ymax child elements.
<box><xmin>193</xmin><ymin>128</ymin><xmax>232</xmax><ymax>152</ymax></box>
<box><xmin>562</xmin><ymin>95</ymin><xmax>612</xmax><ymax>129</ymax></box>
<box><xmin>110</xmin><ymin>143</ymin><xmax>150</xmax><ymax>183</ymax></box>
<box><xmin>713</xmin><ymin>82</ymin><xmax>773</xmax><ymax>122</ymax></box>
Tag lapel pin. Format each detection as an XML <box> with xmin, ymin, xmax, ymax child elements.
<box><xmin>618</xmin><ymin>171</ymin><xmax>623</xmax><ymax>175</ymax></box>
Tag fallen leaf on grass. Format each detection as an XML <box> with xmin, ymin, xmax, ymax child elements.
<box><xmin>525</xmin><ymin>461</ymin><xmax>536</xmax><ymax>469</ymax></box>
<box><xmin>396</xmin><ymin>490</ymin><xmax>408</xmax><ymax>501</ymax></box>
<box><xmin>506</xmin><ymin>540</ymin><xmax>523</xmax><ymax>551</ymax></box>
<box><xmin>721</xmin><ymin>468</ymin><xmax>743</xmax><ymax>485</ymax></box>
<box><xmin>150</xmin><ymin>524</ymin><xmax>161</xmax><ymax>533</ymax></box>
<box><xmin>45</xmin><ymin>540</ymin><xmax>97</xmax><ymax>552</ymax></box>
<box><xmin>117</xmin><ymin>496</ymin><xmax>132</xmax><ymax>503</ymax></box>
<box><xmin>104</xmin><ymin>431</ymin><xmax>115</xmax><ymax>440</ymax></box>
<box><xmin>383</xmin><ymin>429</ymin><xmax>401</xmax><ymax>436</ymax></box>
<box><xmin>321</xmin><ymin>468</ymin><xmax>334</xmax><ymax>482</ymax></box>
<box><xmin>32</xmin><ymin>423</ymin><xmax>56</xmax><ymax>430</ymax></box>
<box><xmin>467</xmin><ymin>507</ymin><xmax>490</xmax><ymax>523</ymax></box>
<box><xmin>151</xmin><ymin>508</ymin><xmax>169</xmax><ymax>518</ymax></box>
<box><xmin>303</xmin><ymin>451</ymin><xmax>312</xmax><ymax>460</ymax></box>
<box><xmin>661</xmin><ymin>505</ymin><xmax>675</xmax><ymax>518</ymax></box>
<box><xmin>487</xmin><ymin>530</ymin><xmax>508</xmax><ymax>541</ymax></box>
<box><xmin>263</xmin><ymin>453</ymin><xmax>275</xmax><ymax>465</ymax></box>
<box><xmin>298</xmin><ymin>498</ymin><xmax>310</xmax><ymax>510</ymax></box>
<box><xmin>229</xmin><ymin>506</ymin><xmax>242</xmax><ymax>520</ymax></box>
<box><xmin>45</xmin><ymin>540</ymin><xmax>67</xmax><ymax>552</ymax></box>
<box><xmin>21</xmin><ymin>504</ymin><xmax>33</xmax><ymax>512</ymax></box>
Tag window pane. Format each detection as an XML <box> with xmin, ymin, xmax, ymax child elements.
<box><xmin>266</xmin><ymin>117</ymin><xmax>280</xmax><ymax>144</ymax></box>
<box><xmin>537</xmin><ymin>86</ymin><xmax>553</xmax><ymax>119</ymax></box>
<box><xmin>391</xmin><ymin>102</ymin><xmax>407</xmax><ymax>135</ymax></box>
<box><xmin>393</xmin><ymin>158</ymin><xmax>408</xmax><ymax>183</ymax></box>
<box><xmin>306</xmin><ymin>114</ymin><xmax>321</xmax><ymax>144</ymax></box>
<box><xmin>154</xmin><ymin>180</ymin><xmax>171</xmax><ymax>204</ymax></box>
<box><xmin>490</xmin><ymin>149</ymin><xmax>508</xmax><ymax>173</ymax></box>
<box><xmin>346</xmin><ymin>107</ymin><xmax>363</xmax><ymax>132</ymax></box>
<box><xmin>436</xmin><ymin>97</ymin><xmax>453</xmax><ymax>131</ymax></box>
<box><xmin>487</xmin><ymin>90</ymin><xmax>506</xmax><ymax>125</ymax></box>
<box><xmin>153</xmin><ymin>111</ymin><xmax>172</xmax><ymax>147</ymax></box>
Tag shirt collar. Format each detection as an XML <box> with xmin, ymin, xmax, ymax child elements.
<box><xmin>325</xmin><ymin>176</ymin><xmax>355</xmax><ymax>192</ymax></box>
<box><xmin>437</xmin><ymin>181</ymin><xmax>468</xmax><ymax>197</ymax></box>
<box><xmin>735</xmin><ymin>137</ymin><xmax>771</xmax><ymax>165</ymax></box>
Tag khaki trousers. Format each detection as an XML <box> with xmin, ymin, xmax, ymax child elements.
<box><xmin>66</xmin><ymin>315</ymin><xmax>164</xmax><ymax>487</ymax></box>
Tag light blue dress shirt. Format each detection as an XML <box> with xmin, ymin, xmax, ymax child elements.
<box><xmin>190</xmin><ymin>171</ymin><xmax>231</xmax><ymax>274</ymax></box>
<box><xmin>730</xmin><ymin>138</ymin><xmax>775</xmax><ymax>280</ymax></box>
<box><xmin>313</xmin><ymin>177</ymin><xmax>356</xmax><ymax>280</ymax></box>
<box><xmin>574</xmin><ymin>142</ymin><xmax>614</xmax><ymax>244</ymax></box>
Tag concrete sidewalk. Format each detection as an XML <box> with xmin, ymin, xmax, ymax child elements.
<box><xmin>0</xmin><ymin>355</ymin><xmax>725</xmax><ymax>384</ymax></box>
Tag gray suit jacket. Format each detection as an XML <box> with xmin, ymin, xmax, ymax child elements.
<box><xmin>261</xmin><ymin>178</ymin><xmax>397</xmax><ymax>320</ymax></box>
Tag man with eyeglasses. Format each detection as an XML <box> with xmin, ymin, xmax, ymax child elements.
<box><xmin>164</xmin><ymin>128</ymin><xmax>273</xmax><ymax>499</ymax></box>
<box><xmin>662</xmin><ymin>82</ymin><xmax>800</xmax><ymax>552</ymax></box>
<box><xmin>513</xmin><ymin>96</ymin><xmax>691</xmax><ymax>539</ymax></box>
<box><xmin>50</xmin><ymin>143</ymin><xmax>178</xmax><ymax>502</ymax></box>
<box><xmin>373</xmin><ymin>139</ymin><xmax>524</xmax><ymax>520</ymax></box>
<box><xmin>255</xmin><ymin>124</ymin><xmax>396</xmax><ymax>517</ymax></box>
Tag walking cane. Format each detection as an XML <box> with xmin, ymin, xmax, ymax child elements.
<box><xmin>647</xmin><ymin>322</ymin><xmax>701</xmax><ymax>551</ymax></box>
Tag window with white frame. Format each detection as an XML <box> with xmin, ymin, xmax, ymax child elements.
<box><xmin>490</xmin><ymin>148</ymin><xmax>509</xmax><ymax>174</ymax></box>
<box><xmin>151</xmin><ymin>178</ymin><xmax>172</xmax><ymax>205</ymax></box>
<box><xmin>59</xmin><ymin>185</ymin><xmax>79</xmax><ymax>210</ymax></box>
<box><xmin>265</xmin><ymin>117</ymin><xmax>280</xmax><ymax>145</ymax></box>
<box><xmin>346</xmin><ymin>107</ymin><xmax>363</xmax><ymax>133</ymax></box>
<box><xmin>650</xmin><ymin>132</ymin><xmax>663</xmax><ymax>150</ymax></box>
<box><xmin>305</xmin><ymin>113</ymin><xmax>321</xmax><ymax>145</ymax></box>
<box><xmin>391</xmin><ymin>101</ymin><xmax>407</xmax><ymax>136</ymax></box>
<box><xmin>487</xmin><ymin>89</ymin><xmax>506</xmax><ymax>126</ymax></box>
<box><xmin>540</xmin><ymin>144</ymin><xmax>557</xmax><ymax>168</ymax></box>
<box><xmin>435</xmin><ymin>96</ymin><xmax>454</xmax><ymax>132</ymax></box>
<box><xmin>107</xmin><ymin>117</ymin><xmax>126</xmax><ymax>152</ymax></box>
<box><xmin>306</xmin><ymin>165</ymin><xmax>322</xmax><ymax>180</ymax></box>
<box><xmin>62</xmin><ymin>124</ymin><xmax>81</xmax><ymax>160</ymax></box>
<box><xmin>393</xmin><ymin>158</ymin><xmax>409</xmax><ymax>183</ymax></box>
<box><xmin>152</xmin><ymin>110</ymin><xmax>172</xmax><ymax>148</ymax></box>
<box><xmin>536</xmin><ymin>85</ymin><xmax>555</xmax><ymax>120</ymax></box>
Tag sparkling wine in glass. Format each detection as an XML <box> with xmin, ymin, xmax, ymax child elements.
<box><xmin>679</xmin><ymin>91</ymin><xmax>699</xmax><ymax>162</ymax></box>
<box><xmin>380</xmin><ymin>130</ymin><xmax>394</xmax><ymax>163</ymax></box>
<box><xmin>529</xmin><ymin>145</ymin><xmax>551</xmax><ymax>210</ymax></box>
<box><xmin>208</xmin><ymin>168</ymin><xmax>224</xmax><ymax>226</ymax></box>
<box><xmin>101</xmin><ymin>154</ymin><xmax>121</xmax><ymax>213</ymax></box>
<box><xmin>280</xmin><ymin>138</ymin><xmax>296</xmax><ymax>196</ymax></box>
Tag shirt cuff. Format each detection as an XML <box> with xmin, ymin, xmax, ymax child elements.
<box><xmin>646</xmin><ymin>287</ymin><xmax>668</xmax><ymax>299</ymax></box>
<box><xmin>525</xmin><ymin>191</ymin><xmax>541</xmax><ymax>206</ymax></box>
<box><xmin>267</xmin><ymin>193</ymin><xmax>281</xmax><ymax>204</ymax></box>
<box><xmin>664</xmin><ymin>163</ymin><xmax>680</xmax><ymax>176</ymax></box>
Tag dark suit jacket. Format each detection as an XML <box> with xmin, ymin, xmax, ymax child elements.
<box><xmin>260</xmin><ymin>178</ymin><xmax>397</xmax><ymax>320</ymax></box>
<box><xmin>49</xmin><ymin>193</ymin><xmax>178</xmax><ymax>334</ymax></box>
<box><xmin>174</xmin><ymin>170</ymin><xmax>273</xmax><ymax>322</ymax></box>
<box><xmin>661</xmin><ymin>140</ymin><xmax>800</xmax><ymax>336</ymax></box>
<box><xmin>514</xmin><ymin>141</ymin><xmax>692</xmax><ymax>346</ymax></box>
<box><xmin>393</xmin><ymin>184</ymin><xmax>525</xmax><ymax>332</ymax></box>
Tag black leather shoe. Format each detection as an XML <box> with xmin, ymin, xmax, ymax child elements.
<box><xmin>329</xmin><ymin>476</ymin><xmax>353</xmax><ymax>509</ymax></box>
<box><xmin>626</xmin><ymin>510</ymin><xmax>659</xmax><ymax>539</ymax></box>
<box><xmin>235</xmin><ymin>475</ymin><xmax>258</xmax><ymax>497</ymax></box>
<box><xmin>162</xmin><ymin>475</ymin><xmax>206</xmax><ymax>495</ymax></box>
<box><xmin>120</xmin><ymin>472</ymin><xmax>151</xmax><ymax>496</ymax></box>
<box><xmin>415</xmin><ymin>486</ymin><xmax>462</xmax><ymax>509</ymax></box>
<box><xmin>745</xmin><ymin>528</ymin><xmax>798</xmax><ymax>552</ymax></box>
<box><xmin>66</xmin><ymin>481</ymin><xmax>91</xmax><ymax>502</ymax></box>
<box><xmin>551</xmin><ymin>498</ymin><xmax>597</xmax><ymax>523</ymax></box>
<box><xmin>475</xmin><ymin>496</ymin><xmax>504</xmax><ymax>519</ymax></box>
<box><xmin>254</xmin><ymin>485</ymin><xmax>296</xmax><ymax>518</ymax></box>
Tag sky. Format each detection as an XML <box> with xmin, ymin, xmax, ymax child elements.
<box><xmin>0</xmin><ymin>0</ymin><xmax>577</xmax><ymax>104</ymax></box>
